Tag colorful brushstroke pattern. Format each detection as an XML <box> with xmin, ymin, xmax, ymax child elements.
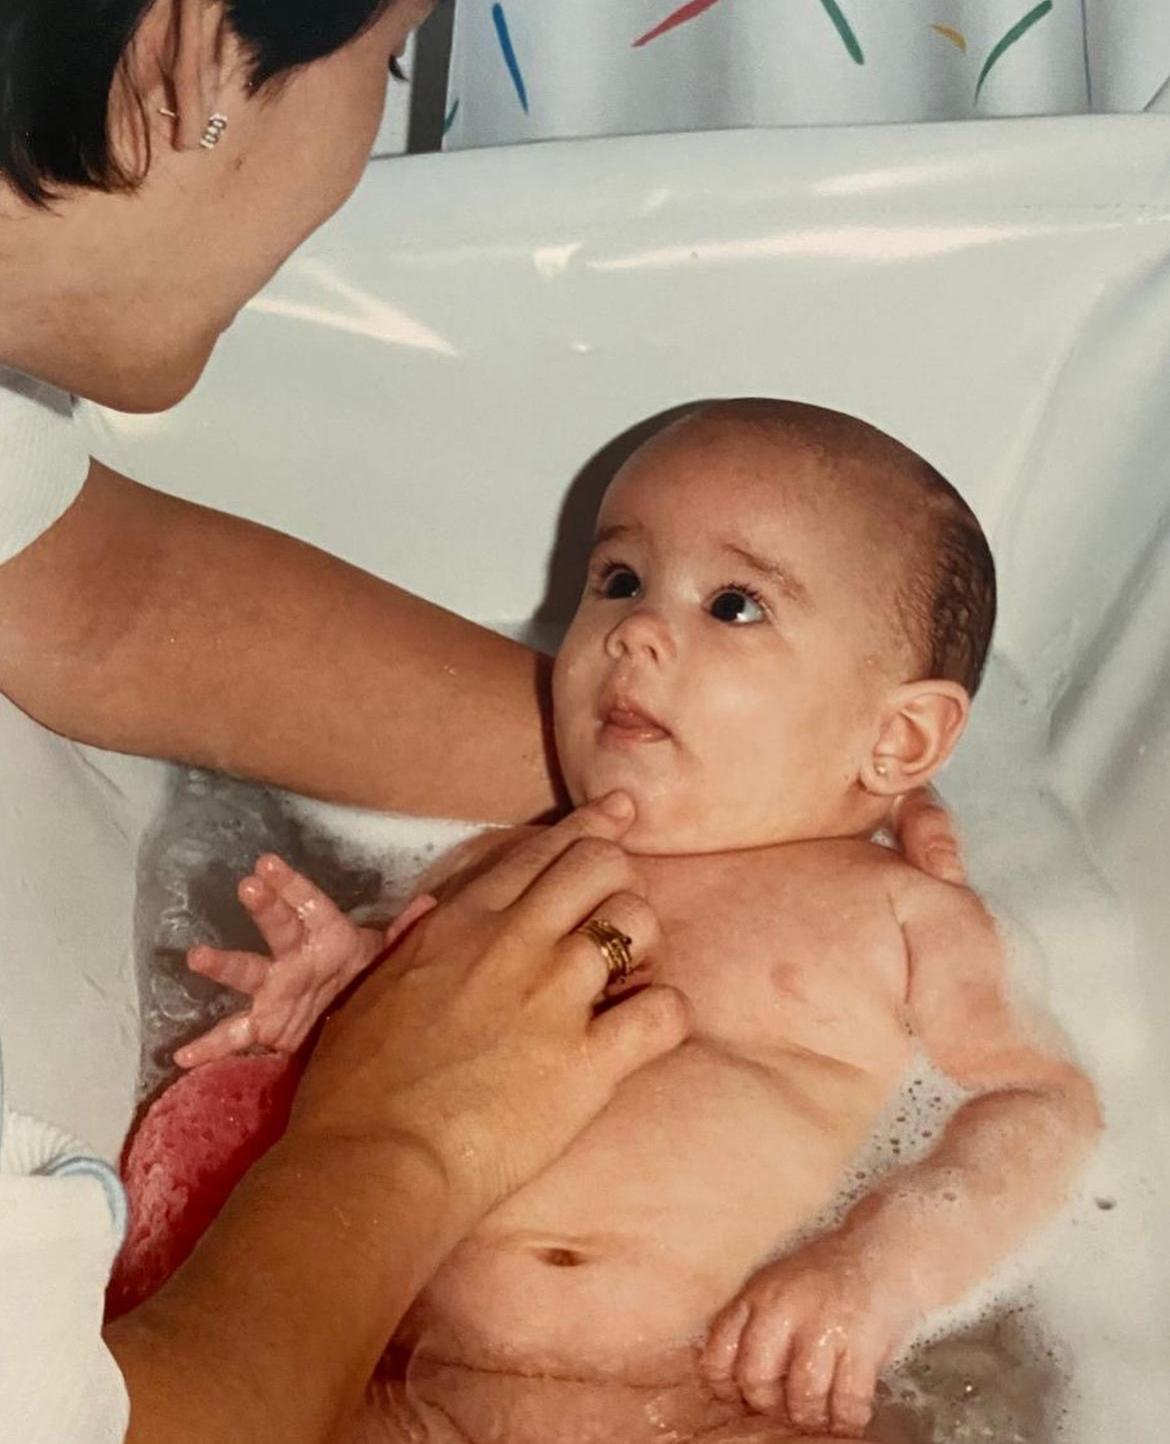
<box><xmin>976</xmin><ymin>1</ymin><xmax>1054</xmax><ymax>100</ymax></box>
<box><xmin>818</xmin><ymin>0</ymin><xmax>864</xmax><ymax>64</ymax></box>
<box><xmin>491</xmin><ymin>3</ymin><xmax>529</xmax><ymax>113</ymax></box>
<box><xmin>634</xmin><ymin>0</ymin><xmax>863</xmax><ymax>65</ymax></box>
<box><xmin>633</xmin><ymin>0</ymin><xmax>725</xmax><ymax>48</ymax></box>
<box><xmin>931</xmin><ymin>23</ymin><xmax>968</xmax><ymax>53</ymax></box>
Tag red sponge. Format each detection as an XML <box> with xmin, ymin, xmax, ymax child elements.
<box><xmin>107</xmin><ymin>1054</ymin><xmax>299</xmax><ymax>1320</ymax></box>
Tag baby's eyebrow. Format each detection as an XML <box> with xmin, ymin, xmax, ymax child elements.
<box><xmin>722</xmin><ymin>541</ymin><xmax>812</xmax><ymax>608</ymax></box>
<box><xmin>591</xmin><ymin>521</ymin><xmax>644</xmax><ymax>550</ymax></box>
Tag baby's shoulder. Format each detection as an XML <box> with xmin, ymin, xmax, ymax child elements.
<box><xmin>716</xmin><ymin>836</ymin><xmax>918</xmax><ymax>926</ymax></box>
<box><xmin>771</xmin><ymin>834</ymin><xmax>916</xmax><ymax>887</ymax></box>
<box><xmin>878</xmin><ymin>846</ymin><xmax>993</xmax><ymax>936</ymax></box>
<box><xmin>768</xmin><ymin>836</ymin><xmax>984</xmax><ymax>920</ymax></box>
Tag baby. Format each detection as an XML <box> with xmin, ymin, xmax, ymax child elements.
<box><xmin>137</xmin><ymin>400</ymin><xmax>1100</xmax><ymax>1443</ymax></box>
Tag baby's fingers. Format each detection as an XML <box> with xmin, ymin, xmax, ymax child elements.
<box><xmin>701</xmin><ymin>1298</ymin><xmax>751</xmax><ymax>1403</ymax></box>
<box><xmin>735</xmin><ymin>1308</ymin><xmax>796</xmax><ymax>1418</ymax></box>
<box><xmin>187</xmin><ymin>944</ymin><xmax>273</xmax><ymax>997</ymax></box>
<box><xmin>829</xmin><ymin>1350</ymin><xmax>878</xmax><ymax>1438</ymax></box>
<box><xmin>174</xmin><ymin>1011</ymin><xmax>256</xmax><ymax>1069</ymax></box>
<box><xmin>246</xmin><ymin>855</ymin><xmax>343</xmax><ymax>954</ymax></box>
<box><xmin>785</xmin><ymin>1333</ymin><xmax>842</xmax><ymax>1434</ymax></box>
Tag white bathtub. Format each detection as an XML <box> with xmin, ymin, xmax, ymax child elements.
<box><xmin>2</xmin><ymin>114</ymin><xmax>1167</xmax><ymax>1439</ymax></box>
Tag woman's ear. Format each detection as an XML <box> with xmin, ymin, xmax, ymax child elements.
<box><xmin>860</xmin><ymin>681</ymin><xmax>970</xmax><ymax>796</ymax></box>
<box><xmin>156</xmin><ymin>0</ymin><xmax>232</xmax><ymax>152</ymax></box>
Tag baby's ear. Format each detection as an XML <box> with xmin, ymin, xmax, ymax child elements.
<box><xmin>861</xmin><ymin>680</ymin><xmax>970</xmax><ymax>796</ymax></box>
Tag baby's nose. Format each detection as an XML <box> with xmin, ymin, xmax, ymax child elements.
<box><xmin>605</xmin><ymin>607</ymin><xmax>673</xmax><ymax>663</ymax></box>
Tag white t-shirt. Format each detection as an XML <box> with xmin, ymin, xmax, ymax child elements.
<box><xmin>0</xmin><ymin>366</ymin><xmax>130</xmax><ymax>1442</ymax></box>
<box><xmin>0</xmin><ymin>364</ymin><xmax>89</xmax><ymax>563</ymax></box>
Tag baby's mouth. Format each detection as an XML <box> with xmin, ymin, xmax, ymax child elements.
<box><xmin>598</xmin><ymin>700</ymin><xmax>672</xmax><ymax>745</ymax></box>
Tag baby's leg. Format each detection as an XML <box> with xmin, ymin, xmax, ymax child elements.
<box><xmin>702</xmin><ymin>1431</ymin><xmax>905</xmax><ymax>1444</ymax></box>
<box><xmin>342</xmin><ymin>1359</ymin><xmax>738</xmax><ymax>1444</ymax></box>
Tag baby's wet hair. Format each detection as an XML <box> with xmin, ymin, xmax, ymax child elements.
<box><xmin>683</xmin><ymin>399</ymin><xmax>997</xmax><ymax>696</ymax></box>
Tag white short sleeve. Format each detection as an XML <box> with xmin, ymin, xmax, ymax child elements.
<box><xmin>0</xmin><ymin>365</ymin><xmax>89</xmax><ymax>565</ymax></box>
<box><xmin>0</xmin><ymin>1043</ymin><xmax>130</xmax><ymax>1443</ymax></box>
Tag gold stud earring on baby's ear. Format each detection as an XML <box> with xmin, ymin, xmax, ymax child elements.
<box><xmin>199</xmin><ymin>113</ymin><xmax>228</xmax><ymax>150</ymax></box>
<box><xmin>874</xmin><ymin>763</ymin><xmax>889</xmax><ymax>777</ymax></box>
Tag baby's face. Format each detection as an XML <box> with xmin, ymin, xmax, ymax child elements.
<box><xmin>553</xmin><ymin>422</ymin><xmax>914</xmax><ymax>854</ymax></box>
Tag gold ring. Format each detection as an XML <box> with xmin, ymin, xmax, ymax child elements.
<box><xmin>575</xmin><ymin>917</ymin><xmax>635</xmax><ymax>987</ymax></box>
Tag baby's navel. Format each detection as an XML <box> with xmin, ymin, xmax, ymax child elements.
<box><xmin>538</xmin><ymin>1247</ymin><xmax>588</xmax><ymax>1268</ymax></box>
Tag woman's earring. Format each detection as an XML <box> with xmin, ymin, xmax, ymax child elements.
<box><xmin>199</xmin><ymin>113</ymin><xmax>228</xmax><ymax>150</ymax></box>
<box><xmin>874</xmin><ymin>762</ymin><xmax>889</xmax><ymax>777</ymax></box>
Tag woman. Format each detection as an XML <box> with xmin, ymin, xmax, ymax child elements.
<box><xmin>0</xmin><ymin>3</ymin><xmax>963</xmax><ymax>1441</ymax></box>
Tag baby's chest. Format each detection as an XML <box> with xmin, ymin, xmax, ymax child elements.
<box><xmin>646</xmin><ymin>868</ymin><xmax>910</xmax><ymax>1067</ymax></box>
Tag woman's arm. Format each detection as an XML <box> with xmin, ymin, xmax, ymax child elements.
<box><xmin>0</xmin><ymin>460</ymin><xmax>562</xmax><ymax>821</ymax></box>
<box><xmin>108</xmin><ymin>1134</ymin><xmax>458</xmax><ymax>1444</ymax></box>
<box><xmin>106</xmin><ymin>795</ymin><xmax>690</xmax><ymax>1444</ymax></box>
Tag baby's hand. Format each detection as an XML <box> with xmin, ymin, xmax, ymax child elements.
<box><xmin>174</xmin><ymin>854</ymin><xmax>435</xmax><ymax>1068</ymax></box>
<box><xmin>701</xmin><ymin>1234</ymin><xmax>921</xmax><ymax>1437</ymax></box>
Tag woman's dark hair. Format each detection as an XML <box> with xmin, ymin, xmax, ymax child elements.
<box><xmin>1</xmin><ymin>0</ymin><xmax>395</xmax><ymax>205</ymax></box>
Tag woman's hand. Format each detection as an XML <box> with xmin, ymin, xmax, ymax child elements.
<box><xmin>890</xmin><ymin>787</ymin><xmax>966</xmax><ymax>884</ymax></box>
<box><xmin>290</xmin><ymin>791</ymin><xmax>691</xmax><ymax>1225</ymax></box>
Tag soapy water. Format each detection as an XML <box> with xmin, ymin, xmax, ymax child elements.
<box><xmin>132</xmin><ymin>649</ymin><xmax>1138</xmax><ymax>1443</ymax></box>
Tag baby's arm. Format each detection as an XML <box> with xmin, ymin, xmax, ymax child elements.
<box><xmin>703</xmin><ymin>878</ymin><xmax>1100</xmax><ymax>1436</ymax></box>
<box><xmin>852</xmin><ymin>879</ymin><xmax>1101</xmax><ymax>1305</ymax></box>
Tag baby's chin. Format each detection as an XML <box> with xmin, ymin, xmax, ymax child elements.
<box><xmin>575</xmin><ymin>786</ymin><xmax>759</xmax><ymax>858</ymax></box>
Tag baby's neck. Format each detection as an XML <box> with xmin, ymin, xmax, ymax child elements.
<box><xmin>626</xmin><ymin>817</ymin><xmax>889</xmax><ymax>862</ymax></box>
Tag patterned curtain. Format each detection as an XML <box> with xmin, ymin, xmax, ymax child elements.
<box><xmin>442</xmin><ymin>0</ymin><xmax>1170</xmax><ymax>148</ymax></box>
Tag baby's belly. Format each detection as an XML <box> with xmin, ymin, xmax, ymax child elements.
<box><xmin>400</xmin><ymin>1039</ymin><xmax>897</xmax><ymax>1378</ymax></box>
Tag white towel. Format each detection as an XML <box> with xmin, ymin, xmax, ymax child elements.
<box><xmin>0</xmin><ymin>1042</ymin><xmax>130</xmax><ymax>1444</ymax></box>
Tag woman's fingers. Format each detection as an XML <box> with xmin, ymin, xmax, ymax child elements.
<box><xmin>552</xmin><ymin>890</ymin><xmax>661</xmax><ymax>1004</ymax></box>
<box><xmin>291</xmin><ymin>794</ymin><xmax>685</xmax><ymax>1226</ymax></box>
<box><xmin>892</xmin><ymin>788</ymin><xmax>967</xmax><ymax>885</ymax></box>
<box><xmin>461</xmin><ymin>793</ymin><xmax>634</xmax><ymax>913</ymax></box>
<box><xmin>507</xmin><ymin>834</ymin><xmax>639</xmax><ymax>951</ymax></box>
<box><xmin>584</xmin><ymin>983</ymin><xmax>690</xmax><ymax>1087</ymax></box>
<box><xmin>382</xmin><ymin>894</ymin><xmax>439</xmax><ymax>951</ymax></box>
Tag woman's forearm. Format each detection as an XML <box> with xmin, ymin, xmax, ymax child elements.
<box><xmin>106</xmin><ymin>1132</ymin><xmax>466</xmax><ymax>1444</ymax></box>
<box><xmin>0</xmin><ymin>461</ymin><xmax>562</xmax><ymax>821</ymax></box>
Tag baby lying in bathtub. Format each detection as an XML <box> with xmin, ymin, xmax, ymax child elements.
<box><xmin>147</xmin><ymin>400</ymin><xmax>1100</xmax><ymax>1442</ymax></box>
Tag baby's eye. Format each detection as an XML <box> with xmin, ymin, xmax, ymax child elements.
<box><xmin>709</xmin><ymin>588</ymin><xmax>766</xmax><ymax>625</ymax></box>
<box><xmin>599</xmin><ymin>565</ymin><xmax>641</xmax><ymax>600</ymax></box>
